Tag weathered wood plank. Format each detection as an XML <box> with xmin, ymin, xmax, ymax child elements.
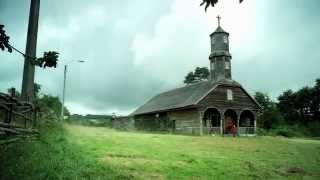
<box><xmin>0</xmin><ymin>127</ymin><xmax>19</xmax><ymax>134</ymax></box>
<box><xmin>0</xmin><ymin>138</ymin><xmax>21</xmax><ymax>145</ymax></box>
<box><xmin>198</xmin><ymin>85</ymin><xmax>259</xmax><ymax>110</ymax></box>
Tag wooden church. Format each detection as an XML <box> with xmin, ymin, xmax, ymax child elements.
<box><xmin>131</xmin><ymin>18</ymin><xmax>261</xmax><ymax>135</ymax></box>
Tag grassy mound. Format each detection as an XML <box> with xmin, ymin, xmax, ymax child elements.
<box><xmin>0</xmin><ymin>122</ymin><xmax>130</xmax><ymax>180</ymax></box>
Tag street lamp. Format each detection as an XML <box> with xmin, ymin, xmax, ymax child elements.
<box><xmin>61</xmin><ymin>60</ymin><xmax>85</xmax><ymax>120</ymax></box>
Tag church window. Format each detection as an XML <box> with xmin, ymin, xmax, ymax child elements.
<box><xmin>225</xmin><ymin>61</ymin><xmax>230</xmax><ymax>69</ymax></box>
<box><xmin>227</xmin><ymin>89</ymin><xmax>233</xmax><ymax>101</ymax></box>
<box><xmin>223</xmin><ymin>36</ymin><xmax>228</xmax><ymax>43</ymax></box>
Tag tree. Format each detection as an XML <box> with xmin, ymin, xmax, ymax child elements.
<box><xmin>184</xmin><ymin>72</ymin><xmax>195</xmax><ymax>84</ymax></box>
<box><xmin>200</xmin><ymin>0</ymin><xmax>244</xmax><ymax>11</ymax></box>
<box><xmin>37</xmin><ymin>51</ymin><xmax>59</xmax><ymax>68</ymax></box>
<box><xmin>254</xmin><ymin>92</ymin><xmax>272</xmax><ymax>109</ymax></box>
<box><xmin>311</xmin><ymin>79</ymin><xmax>320</xmax><ymax>120</ymax></box>
<box><xmin>184</xmin><ymin>67</ymin><xmax>210</xmax><ymax>85</ymax></box>
<box><xmin>254</xmin><ymin>92</ymin><xmax>285</xmax><ymax>129</ymax></box>
<box><xmin>37</xmin><ymin>95</ymin><xmax>70</xmax><ymax>118</ymax></box>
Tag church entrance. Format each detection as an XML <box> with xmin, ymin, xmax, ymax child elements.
<box><xmin>224</xmin><ymin>109</ymin><xmax>237</xmax><ymax>134</ymax></box>
<box><xmin>203</xmin><ymin>108</ymin><xmax>221</xmax><ymax>134</ymax></box>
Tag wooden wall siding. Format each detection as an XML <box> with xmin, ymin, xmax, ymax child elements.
<box><xmin>198</xmin><ymin>85</ymin><xmax>259</xmax><ymax>110</ymax></box>
<box><xmin>168</xmin><ymin>109</ymin><xmax>201</xmax><ymax>134</ymax></box>
<box><xmin>134</xmin><ymin>113</ymin><xmax>170</xmax><ymax>131</ymax></box>
<box><xmin>112</xmin><ymin>117</ymin><xmax>134</xmax><ymax>130</ymax></box>
<box><xmin>169</xmin><ymin>109</ymin><xmax>199</xmax><ymax>128</ymax></box>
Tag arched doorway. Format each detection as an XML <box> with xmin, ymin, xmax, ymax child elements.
<box><xmin>224</xmin><ymin>109</ymin><xmax>237</xmax><ymax>134</ymax></box>
<box><xmin>239</xmin><ymin>110</ymin><xmax>255</xmax><ymax>134</ymax></box>
<box><xmin>203</xmin><ymin>108</ymin><xmax>221</xmax><ymax>134</ymax></box>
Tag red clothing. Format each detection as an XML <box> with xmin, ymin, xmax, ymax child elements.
<box><xmin>231</xmin><ymin>125</ymin><xmax>237</xmax><ymax>136</ymax></box>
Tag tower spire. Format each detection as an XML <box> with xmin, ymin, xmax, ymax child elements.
<box><xmin>217</xmin><ymin>15</ymin><xmax>221</xmax><ymax>27</ymax></box>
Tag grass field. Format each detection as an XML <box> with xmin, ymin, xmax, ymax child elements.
<box><xmin>1</xmin><ymin>123</ymin><xmax>320</xmax><ymax>179</ymax></box>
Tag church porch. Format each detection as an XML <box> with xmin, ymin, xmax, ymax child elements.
<box><xmin>200</xmin><ymin>108</ymin><xmax>257</xmax><ymax>136</ymax></box>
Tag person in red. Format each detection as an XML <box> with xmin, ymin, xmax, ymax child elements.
<box><xmin>231</xmin><ymin>123</ymin><xmax>237</xmax><ymax>137</ymax></box>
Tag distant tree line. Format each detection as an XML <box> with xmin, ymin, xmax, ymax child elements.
<box><xmin>254</xmin><ymin>78</ymin><xmax>320</xmax><ymax>137</ymax></box>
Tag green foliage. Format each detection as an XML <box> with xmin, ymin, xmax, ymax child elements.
<box><xmin>307</xmin><ymin>121</ymin><xmax>320</xmax><ymax>137</ymax></box>
<box><xmin>184</xmin><ymin>67</ymin><xmax>210</xmax><ymax>85</ymax></box>
<box><xmin>0</xmin><ymin>122</ymin><xmax>126</xmax><ymax>179</ymax></box>
<box><xmin>277</xmin><ymin>78</ymin><xmax>320</xmax><ymax>136</ymax></box>
<box><xmin>37</xmin><ymin>51</ymin><xmax>59</xmax><ymax>68</ymax></box>
<box><xmin>0</xmin><ymin>24</ymin><xmax>12</xmax><ymax>53</ymax></box>
<box><xmin>36</xmin><ymin>94</ymin><xmax>69</xmax><ymax>118</ymax></box>
<box><xmin>200</xmin><ymin>0</ymin><xmax>243</xmax><ymax>11</ymax></box>
<box><xmin>184</xmin><ymin>72</ymin><xmax>195</xmax><ymax>84</ymax></box>
<box><xmin>254</xmin><ymin>92</ymin><xmax>272</xmax><ymax>109</ymax></box>
<box><xmin>269</xmin><ymin>126</ymin><xmax>304</xmax><ymax>138</ymax></box>
<box><xmin>1</xmin><ymin>25</ymin><xmax>59</xmax><ymax>69</ymax></box>
<box><xmin>254</xmin><ymin>92</ymin><xmax>285</xmax><ymax>130</ymax></box>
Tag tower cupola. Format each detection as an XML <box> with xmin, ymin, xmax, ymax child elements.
<box><xmin>209</xmin><ymin>16</ymin><xmax>232</xmax><ymax>81</ymax></box>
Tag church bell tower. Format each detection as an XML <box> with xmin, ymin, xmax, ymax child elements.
<box><xmin>209</xmin><ymin>16</ymin><xmax>232</xmax><ymax>81</ymax></box>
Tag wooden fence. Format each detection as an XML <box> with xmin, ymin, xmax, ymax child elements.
<box><xmin>0</xmin><ymin>89</ymin><xmax>39</xmax><ymax>140</ymax></box>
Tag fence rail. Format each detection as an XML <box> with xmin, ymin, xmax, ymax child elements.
<box><xmin>0</xmin><ymin>89</ymin><xmax>38</xmax><ymax>137</ymax></box>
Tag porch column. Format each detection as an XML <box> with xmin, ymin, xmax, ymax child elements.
<box><xmin>237</xmin><ymin>116</ymin><xmax>240</xmax><ymax>135</ymax></box>
<box><xmin>254</xmin><ymin>114</ymin><xmax>257</xmax><ymax>134</ymax></box>
<box><xmin>220</xmin><ymin>113</ymin><xmax>223</xmax><ymax>135</ymax></box>
<box><xmin>199</xmin><ymin>111</ymin><xmax>203</xmax><ymax>136</ymax></box>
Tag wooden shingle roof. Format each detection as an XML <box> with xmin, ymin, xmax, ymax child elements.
<box><xmin>131</xmin><ymin>79</ymin><xmax>253</xmax><ymax>116</ymax></box>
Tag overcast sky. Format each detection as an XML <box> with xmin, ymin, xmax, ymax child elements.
<box><xmin>1</xmin><ymin>0</ymin><xmax>319</xmax><ymax>115</ymax></box>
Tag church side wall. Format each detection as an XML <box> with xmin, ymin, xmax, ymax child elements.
<box><xmin>134</xmin><ymin>113</ymin><xmax>170</xmax><ymax>131</ymax></box>
<box><xmin>168</xmin><ymin>109</ymin><xmax>200</xmax><ymax>135</ymax></box>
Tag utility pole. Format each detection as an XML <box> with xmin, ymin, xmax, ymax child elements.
<box><xmin>60</xmin><ymin>60</ymin><xmax>85</xmax><ymax>120</ymax></box>
<box><xmin>21</xmin><ymin>0</ymin><xmax>40</xmax><ymax>102</ymax></box>
<box><xmin>61</xmin><ymin>65</ymin><xmax>67</xmax><ymax>120</ymax></box>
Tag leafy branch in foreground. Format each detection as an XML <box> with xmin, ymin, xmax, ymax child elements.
<box><xmin>0</xmin><ymin>24</ymin><xmax>12</xmax><ymax>53</ymax></box>
<box><xmin>37</xmin><ymin>51</ymin><xmax>59</xmax><ymax>68</ymax></box>
<box><xmin>0</xmin><ymin>24</ymin><xmax>59</xmax><ymax>69</ymax></box>
<box><xmin>200</xmin><ymin>0</ymin><xmax>244</xmax><ymax>11</ymax></box>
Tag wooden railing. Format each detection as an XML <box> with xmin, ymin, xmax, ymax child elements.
<box><xmin>238</xmin><ymin>127</ymin><xmax>255</xmax><ymax>134</ymax></box>
<box><xmin>174</xmin><ymin>126</ymin><xmax>255</xmax><ymax>135</ymax></box>
<box><xmin>203</xmin><ymin>127</ymin><xmax>221</xmax><ymax>134</ymax></box>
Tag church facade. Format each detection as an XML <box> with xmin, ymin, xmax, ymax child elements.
<box><xmin>131</xmin><ymin>20</ymin><xmax>261</xmax><ymax>135</ymax></box>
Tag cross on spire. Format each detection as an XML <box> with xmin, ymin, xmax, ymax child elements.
<box><xmin>217</xmin><ymin>15</ymin><xmax>221</xmax><ymax>27</ymax></box>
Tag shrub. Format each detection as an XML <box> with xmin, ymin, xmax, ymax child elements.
<box><xmin>307</xmin><ymin>121</ymin><xmax>320</xmax><ymax>137</ymax></box>
<box><xmin>256</xmin><ymin>128</ymin><xmax>268</xmax><ymax>136</ymax></box>
<box><xmin>269</xmin><ymin>126</ymin><xmax>304</xmax><ymax>138</ymax></box>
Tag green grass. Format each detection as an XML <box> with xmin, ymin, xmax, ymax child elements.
<box><xmin>1</xmin><ymin>123</ymin><xmax>320</xmax><ymax>179</ymax></box>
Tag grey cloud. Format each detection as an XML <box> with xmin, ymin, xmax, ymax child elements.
<box><xmin>1</xmin><ymin>0</ymin><xmax>320</xmax><ymax>115</ymax></box>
